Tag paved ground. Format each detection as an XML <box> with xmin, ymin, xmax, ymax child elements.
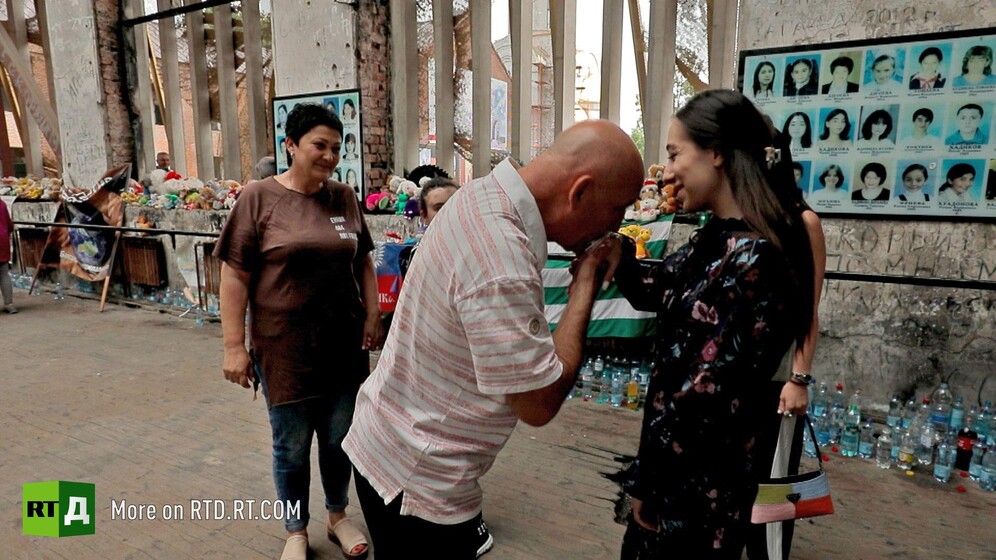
<box><xmin>2</xmin><ymin>289</ymin><xmax>994</xmax><ymax>559</ymax></box>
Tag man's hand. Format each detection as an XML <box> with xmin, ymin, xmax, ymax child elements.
<box><xmin>223</xmin><ymin>346</ymin><xmax>253</xmax><ymax>389</ymax></box>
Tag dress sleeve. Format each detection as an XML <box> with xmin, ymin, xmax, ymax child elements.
<box><xmin>627</xmin><ymin>238</ymin><xmax>793</xmax><ymax>501</ymax></box>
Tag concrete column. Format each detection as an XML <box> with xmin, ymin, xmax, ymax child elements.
<box><xmin>550</xmin><ymin>0</ymin><xmax>576</xmax><ymax>135</ymax></box>
<box><xmin>271</xmin><ymin>0</ymin><xmax>357</xmax><ymax>95</ymax></box>
<box><xmin>432</xmin><ymin>0</ymin><xmax>455</xmax><ymax>174</ymax></box>
<box><xmin>708</xmin><ymin>0</ymin><xmax>740</xmax><ymax>89</ymax></box>
<box><xmin>157</xmin><ymin>0</ymin><xmax>187</xmax><ymax>176</ymax></box>
<box><xmin>509</xmin><ymin>0</ymin><xmax>533</xmax><ymax>163</ymax></box>
<box><xmin>644</xmin><ymin>0</ymin><xmax>678</xmax><ymax>167</ymax></box>
<box><xmin>389</xmin><ymin>0</ymin><xmax>418</xmax><ymax>175</ymax></box>
<box><xmin>599</xmin><ymin>0</ymin><xmax>623</xmax><ymax>123</ymax></box>
<box><xmin>9</xmin><ymin>0</ymin><xmax>42</xmax><ymax>175</ymax></box>
<box><xmin>45</xmin><ymin>0</ymin><xmax>110</xmax><ymax>189</ymax></box>
<box><xmin>471</xmin><ymin>0</ymin><xmax>491</xmax><ymax>177</ymax></box>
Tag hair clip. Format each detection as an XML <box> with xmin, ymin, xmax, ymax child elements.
<box><xmin>765</xmin><ymin>147</ymin><xmax>781</xmax><ymax>169</ymax></box>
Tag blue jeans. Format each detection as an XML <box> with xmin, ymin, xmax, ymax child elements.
<box><xmin>256</xmin><ymin>361</ymin><xmax>356</xmax><ymax>532</ymax></box>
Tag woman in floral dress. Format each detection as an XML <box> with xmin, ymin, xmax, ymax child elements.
<box><xmin>585</xmin><ymin>90</ymin><xmax>815</xmax><ymax>558</ymax></box>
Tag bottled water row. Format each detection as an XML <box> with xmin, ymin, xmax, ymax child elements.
<box><xmin>803</xmin><ymin>381</ymin><xmax>996</xmax><ymax>491</ymax></box>
<box><xmin>567</xmin><ymin>354</ymin><xmax>652</xmax><ymax>411</ymax></box>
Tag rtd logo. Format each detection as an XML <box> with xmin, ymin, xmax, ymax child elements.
<box><xmin>22</xmin><ymin>481</ymin><xmax>95</xmax><ymax>537</ymax></box>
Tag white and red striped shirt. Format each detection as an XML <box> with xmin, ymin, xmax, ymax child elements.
<box><xmin>343</xmin><ymin>158</ymin><xmax>562</xmax><ymax>524</ymax></box>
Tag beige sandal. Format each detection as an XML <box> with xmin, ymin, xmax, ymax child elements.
<box><xmin>279</xmin><ymin>534</ymin><xmax>308</xmax><ymax>560</ymax></box>
<box><xmin>328</xmin><ymin>518</ymin><xmax>369</xmax><ymax>558</ymax></box>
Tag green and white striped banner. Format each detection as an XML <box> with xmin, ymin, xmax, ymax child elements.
<box><xmin>543</xmin><ymin>215</ymin><xmax>673</xmax><ymax>338</ymax></box>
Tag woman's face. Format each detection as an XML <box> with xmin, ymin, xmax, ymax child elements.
<box><xmin>826</xmin><ymin>113</ymin><xmax>847</xmax><ymax>136</ymax></box>
<box><xmin>863</xmin><ymin>171</ymin><xmax>882</xmax><ymax>189</ymax></box>
<box><xmin>870</xmin><ymin>119</ymin><xmax>888</xmax><ymax>139</ymax></box>
<box><xmin>832</xmin><ymin>65</ymin><xmax>850</xmax><ymax>83</ymax></box>
<box><xmin>791</xmin><ymin>61</ymin><xmax>811</xmax><ymax>85</ymax></box>
<box><xmin>951</xmin><ymin>173</ymin><xmax>974</xmax><ymax>193</ymax></box>
<box><xmin>787</xmin><ymin>115</ymin><xmax>807</xmax><ymax>139</ymax></box>
<box><xmin>289</xmin><ymin>125</ymin><xmax>341</xmax><ymax>183</ymax></box>
<box><xmin>346</xmin><ymin>170</ymin><xmax>357</xmax><ymax>186</ymax></box>
<box><xmin>665</xmin><ymin>120</ymin><xmax>725</xmax><ymax>213</ymax></box>
<box><xmin>903</xmin><ymin>170</ymin><xmax>926</xmax><ymax>192</ymax></box>
<box><xmin>873</xmin><ymin>60</ymin><xmax>895</xmax><ymax>84</ymax></box>
<box><xmin>757</xmin><ymin>64</ymin><xmax>774</xmax><ymax>86</ymax></box>
<box><xmin>920</xmin><ymin>54</ymin><xmax>940</xmax><ymax>76</ymax></box>
<box><xmin>421</xmin><ymin>186</ymin><xmax>458</xmax><ymax>225</ymax></box>
<box><xmin>346</xmin><ymin>138</ymin><xmax>356</xmax><ymax>154</ymax></box>
<box><xmin>824</xmin><ymin>169</ymin><xmax>840</xmax><ymax>189</ymax></box>
<box><xmin>966</xmin><ymin>55</ymin><xmax>990</xmax><ymax>75</ymax></box>
<box><xmin>913</xmin><ymin>114</ymin><xmax>931</xmax><ymax>133</ymax></box>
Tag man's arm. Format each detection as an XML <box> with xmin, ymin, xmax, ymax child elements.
<box><xmin>505</xmin><ymin>256</ymin><xmax>601</xmax><ymax>427</ymax></box>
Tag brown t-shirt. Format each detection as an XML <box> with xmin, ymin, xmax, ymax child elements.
<box><xmin>214</xmin><ymin>177</ymin><xmax>374</xmax><ymax>407</ymax></box>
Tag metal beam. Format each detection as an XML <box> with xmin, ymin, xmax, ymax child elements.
<box><xmin>509</xmin><ymin>0</ymin><xmax>532</xmax><ymax>163</ymax></box>
<box><xmin>122</xmin><ymin>0</ymin><xmax>234</xmax><ymax>28</ymax></box>
<box><xmin>550</xmin><ymin>0</ymin><xmax>576</xmax><ymax>135</ymax></box>
<box><xmin>471</xmin><ymin>0</ymin><xmax>491</xmax><ymax>177</ymax></box>
<box><xmin>432</xmin><ymin>0</ymin><xmax>455</xmax><ymax>174</ymax></box>
<box><xmin>214</xmin><ymin>3</ymin><xmax>242</xmax><ymax>181</ymax></box>
<box><xmin>600</xmin><ymin>0</ymin><xmax>623</xmax><ymax>123</ymax></box>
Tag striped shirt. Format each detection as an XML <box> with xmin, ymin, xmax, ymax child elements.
<box><xmin>343</xmin><ymin>159</ymin><xmax>562</xmax><ymax>524</ymax></box>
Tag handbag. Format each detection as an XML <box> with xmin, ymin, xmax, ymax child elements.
<box><xmin>751</xmin><ymin>414</ymin><xmax>834</xmax><ymax>524</ymax></box>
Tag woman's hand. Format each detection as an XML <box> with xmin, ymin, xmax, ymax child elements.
<box><xmin>223</xmin><ymin>346</ymin><xmax>253</xmax><ymax>389</ymax></box>
<box><xmin>571</xmin><ymin>233</ymin><xmax>626</xmax><ymax>292</ymax></box>
<box><xmin>779</xmin><ymin>381</ymin><xmax>809</xmax><ymax>416</ymax></box>
<box><xmin>362</xmin><ymin>312</ymin><xmax>384</xmax><ymax>350</ymax></box>
<box><xmin>630</xmin><ymin>497</ymin><xmax>660</xmax><ymax>532</ymax></box>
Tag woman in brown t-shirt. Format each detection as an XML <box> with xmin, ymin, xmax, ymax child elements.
<box><xmin>215</xmin><ymin>104</ymin><xmax>381</xmax><ymax>560</ymax></box>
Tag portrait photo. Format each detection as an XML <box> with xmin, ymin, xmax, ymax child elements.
<box><xmin>816</xmin><ymin>106</ymin><xmax>856</xmax><ymax>148</ymax></box>
<box><xmin>783</xmin><ymin>55</ymin><xmax>821</xmax><ymax>97</ymax></box>
<box><xmin>894</xmin><ymin>160</ymin><xmax>938</xmax><ymax>202</ymax></box>
<box><xmin>937</xmin><ymin>159</ymin><xmax>986</xmax><ymax>203</ymax></box>
<box><xmin>898</xmin><ymin>103</ymin><xmax>947</xmax><ymax>148</ymax></box>
<box><xmin>792</xmin><ymin>160</ymin><xmax>812</xmax><ymax>194</ymax></box>
<box><xmin>863</xmin><ymin>49</ymin><xmax>905</xmax><ymax>93</ymax></box>
<box><xmin>323</xmin><ymin>97</ymin><xmax>340</xmax><ymax>117</ymax></box>
<box><xmin>820</xmin><ymin>51</ymin><xmax>862</xmax><ymax>94</ymax></box>
<box><xmin>809</xmin><ymin>160</ymin><xmax>852</xmax><ymax>201</ymax></box>
<box><xmin>780</xmin><ymin>109</ymin><xmax>817</xmax><ymax>155</ymax></box>
<box><xmin>944</xmin><ymin>100</ymin><xmax>993</xmax><ymax>146</ymax></box>
<box><xmin>951</xmin><ymin>39</ymin><xmax>996</xmax><ymax>88</ymax></box>
<box><xmin>907</xmin><ymin>43</ymin><xmax>952</xmax><ymax>91</ymax></box>
<box><xmin>856</xmin><ymin>104</ymin><xmax>901</xmax><ymax>147</ymax></box>
<box><xmin>852</xmin><ymin>159</ymin><xmax>895</xmax><ymax>202</ymax></box>
<box><xmin>744</xmin><ymin>56</ymin><xmax>782</xmax><ymax>101</ymax></box>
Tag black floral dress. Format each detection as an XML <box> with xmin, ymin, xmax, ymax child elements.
<box><xmin>615</xmin><ymin>218</ymin><xmax>796</xmax><ymax>559</ymax></box>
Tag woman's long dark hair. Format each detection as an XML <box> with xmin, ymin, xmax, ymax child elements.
<box><xmin>782</xmin><ymin>112</ymin><xmax>812</xmax><ymax>148</ymax></box>
<box><xmin>819</xmin><ymin>108</ymin><xmax>851</xmax><ymax>141</ymax></box>
<box><xmin>676</xmin><ymin>90</ymin><xmax>815</xmax><ymax>346</ymax></box>
<box><xmin>753</xmin><ymin>61</ymin><xmax>776</xmax><ymax>96</ymax></box>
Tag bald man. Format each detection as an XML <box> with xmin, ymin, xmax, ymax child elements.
<box><xmin>344</xmin><ymin>120</ymin><xmax>644</xmax><ymax>559</ymax></box>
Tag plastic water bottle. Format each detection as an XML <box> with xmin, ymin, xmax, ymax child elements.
<box><xmin>812</xmin><ymin>382</ymin><xmax>830</xmax><ymax>418</ymax></box>
<box><xmin>950</xmin><ymin>396</ymin><xmax>965</xmax><ymax>432</ymax></box>
<box><xmin>897</xmin><ymin>425</ymin><xmax>917</xmax><ymax>470</ymax></box>
<box><xmin>917</xmin><ymin>421</ymin><xmax>936</xmax><ymax>467</ymax></box>
<box><xmin>976</xmin><ymin>402</ymin><xmax>993</xmax><ymax>441</ymax></box>
<box><xmin>930</xmin><ymin>383</ymin><xmax>954</xmax><ymax>436</ymax></box>
<box><xmin>933</xmin><ymin>436</ymin><xmax>955</xmax><ymax>483</ymax></box>
<box><xmin>626</xmin><ymin>376</ymin><xmax>640</xmax><ymax>410</ymax></box>
<box><xmin>592</xmin><ymin>355</ymin><xmax>605</xmax><ymax>402</ymax></box>
<box><xmin>580</xmin><ymin>359</ymin><xmax>595</xmax><ymax>400</ymax></box>
<box><xmin>969</xmin><ymin>437</ymin><xmax>987</xmax><ymax>481</ymax></box>
<box><xmin>841</xmin><ymin>392</ymin><xmax>861</xmax><ymax>458</ymax></box>
<box><xmin>815</xmin><ymin>409</ymin><xmax>832</xmax><ymax>447</ymax></box>
<box><xmin>980</xmin><ymin>437</ymin><xmax>996</xmax><ymax>492</ymax></box>
<box><xmin>901</xmin><ymin>398</ymin><xmax>918</xmax><ymax>429</ymax></box>
<box><xmin>916</xmin><ymin>397</ymin><xmax>931</xmax><ymax>424</ymax></box>
<box><xmin>54</xmin><ymin>281</ymin><xmax>65</xmax><ymax>300</ymax></box>
<box><xmin>876</xmin><ymin>427</ymin><xmax>893</xmax><ymax>469</ymax></box>
<box><xmin>886</xmin><ymin>393</ymin><xmax>902</xmax><ymax>428</ymax></box>
<box><xmin>858</xmin><ymin>420</ymin><xmax>875</xmax><ymax>459</ymax></box>
<box><xmin>830</xmin><ymin>384</ymin><xmax>847</xmax><ymax>444</ymax></box>
<box><xmin>610</xmin><ymin>366</ymin><xmax>626</xmax><ymax>407</ymax></box>
<box><xmin>803</xmin><ymin>423</ymin><xmax>818</xmax><ymax>458</ymax></box>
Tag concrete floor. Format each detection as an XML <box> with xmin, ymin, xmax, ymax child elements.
<box><xmin>2</xmin><ymin>290</ymin><xmax>994</xmax><ymax>559</ymax></box>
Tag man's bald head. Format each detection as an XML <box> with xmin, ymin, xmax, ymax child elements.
<box><xmin>521</xmin><ymin>120</ymin><xmax>645</xmax><ymax>252</ymax></box>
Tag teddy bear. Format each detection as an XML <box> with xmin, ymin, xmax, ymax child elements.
<box><xmin>638</xmin><ymin>197</ymin><xmax>659</xmax><ymax>222</ymax></box>
<box><xmin>659</xmin><ymin>183</ymin><xmax>679</xmax><ymax>214</ymax></box>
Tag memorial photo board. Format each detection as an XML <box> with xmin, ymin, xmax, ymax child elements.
<box><xmin>739</xmin><ymin>27</ymin><xmax>996</xmax><ymax>220</ymax></box>
<box><xmin>272</xmin><ymin>88</ymin><xmax>364</xmax><ymax>201</ymax></box>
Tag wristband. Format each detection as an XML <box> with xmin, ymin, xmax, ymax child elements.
<box><xmin>790</xmin><ymin>372</ymin><xmax>814</xmax><ymax>386</ymax></box>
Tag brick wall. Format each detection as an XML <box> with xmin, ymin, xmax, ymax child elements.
<box><xmin>93</xmin><ymin>0</ymin><xmax>134</xmax><ymax>170</ymax></box>
<box><xmin>356</xmin><ymin>0</ymin><xmax>391</xmax><ymax>193</ymax></box>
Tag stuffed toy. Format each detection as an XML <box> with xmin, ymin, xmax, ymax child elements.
<box><xmin>635</xmin><ymin>227</ymin><xmax>652</xmax><ymax>259</ymax></box>
<box><xmin>638</xmin><ymin>197</ymin><xmax>659</xmax><ymax>222</ymax></box>
<box><xmin>366</xmin><ymin>190</ymin><xmax>388</xmax><ymax>211</ymax></box>
<box><xmin>403</xmin><ymin>180</ymin><xmax>422</xmax><ymax>219</ymax></box>
<box><xmin>659</xmin><ymin>183</ymin><xmax>679</xmax><ymax>214</ymax></box>
<box><xmin>395</xmin><ymin>191</ymin><xmax>409</xmax><ymax>215</ymax></box>
<box><xmin>648</xmin><ymin>164</ymin><xmax>666</xmax><ymax>186</ymax></box>
<box><xmin>617</xmin><ymin>223</ymin><xmax>641</xmax><ymax>241</ymax></box>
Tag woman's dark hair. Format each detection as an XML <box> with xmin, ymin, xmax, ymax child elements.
<box><xmin>676</xmin><ymin>89</ymin><xmax>814</xmax><ymax>345</ymax></box>
<box><xmin>819</xmin><ymin>164</ymin><xmax>845</xmax><ymax>188</ymax></box>
<box><xmin>961</xmin><ymin>45</ymin><xmax>993</xmax><ymax>76</ymax></box>
<box><xmin>944</xmin><ymin>163</ymin><xmax>976</xmax><ymax>184</ymax></box>
<box><xmin>872</xmin><ymin>54</ymin><xmax>896</xmax><ymax>72</ymax></box>
<box><xmin>819</xmin><ymin>108</ymin><xmax>851</xmax><ymax>141</ymax></box>
<box><xmin>782</xmin><ymin>112</ymin><xmax>812</xmax><ymax>148</ymax></box>
<box><xmin>752</xmin><ymin>61</ymin><xmax>776</xmax><ymax>96</ymax></box>
<box><xmin>284</xmin><ymin>103</ymin><xmax>344</xmax><ymax>165</ymax></box>
<box><xmin>912</xmin><ymin>108</ymin><xmax>934</xmax><ymax>123</ymax></box>
<box><xmin>919</xmin><ymin>47</ymin><xmax>943</xmax><ymax>64</ymax></box>
<box><xmin>418</xmin><ymin>177</ymin><xmax>460</xmax><ymax>212</ymax></box>
<box><xmin>830</xmin><ymin>56</ymin><xmax>854</xmax><ymax>74</ymax></box>
<box><xmin>860</xmin><ymin>162</ymin><xmax>887</xmax><ymax>184</ymax></box>
<box><xmin>345</xmin><ymin>132</ymin><xmax>357</xmax><ymax>150</ymax></box>
<box><xmin>343</xmin><ymin>98</ymin><xmax>357</xmax><ymax>117</ymax></box>
<box><xmin>902</xmin><ymin>163</ymin><xmax>928</xmax><ymax>182</ymax></box>
<box><xmin>785</xmin><ymin>58</ymin><xmax>817</xmax><ymax>93</ymax></box>
<box><xmin>861</xmin><ymin>110</ymin><xmax>893</xmax><ymax>140</ymax></box>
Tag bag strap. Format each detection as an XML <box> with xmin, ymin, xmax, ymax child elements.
<box><xmin>804</xmin><ymin>414</ymin><xmax>825</xmax><ymax>471</ymax></box>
